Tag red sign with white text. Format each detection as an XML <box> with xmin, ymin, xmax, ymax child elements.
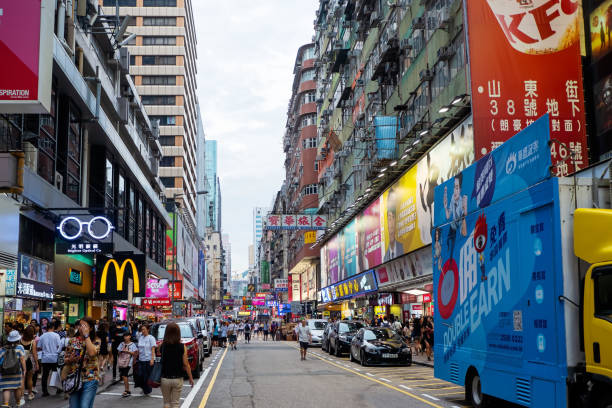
<box><xmin>465</xmin><ymin>0</ymin><xmax>588</xmax><ymax>175</ymax></box>
<box><xmin>143</xmin><ymin>298</ymin><xmax>171</xmax><ymax>307</ymax></box>
<box><xmin>169</xmin><ymin>281</ymin><xmax>182</xmax><ymax>299</ymax></box>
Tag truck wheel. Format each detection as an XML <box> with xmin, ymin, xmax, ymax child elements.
<box><xmin>597</xmin><ymin>392</ymin><xmax>612</xmax><ymax>408</ymax></box>
<box><xmin>467</xmin><ymin>372</ymin><xmax>488</xmax><ymax>408</ymax></box>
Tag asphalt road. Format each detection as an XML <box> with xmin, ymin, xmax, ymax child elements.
<box><xmin>26</xmin><ymin>339</ymin><xmax>476</xmax><ymax>408</ymax></box>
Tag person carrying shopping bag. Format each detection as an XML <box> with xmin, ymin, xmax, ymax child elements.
<box><xmin>63</xmin><ymin>318</ymin><xmax>100</xmax><ymax>408</ymax></box>
<box><xmin>160</xmin><ymin>323</ymin><xmax>193</xmax><ymax>408</ymax></box>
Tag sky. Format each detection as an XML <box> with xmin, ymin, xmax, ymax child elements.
<box><xmin>193</xmin><ymin>1</ymin><xmax>319</xmax><ymax>273</ymax></box>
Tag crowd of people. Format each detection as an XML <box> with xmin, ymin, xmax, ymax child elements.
<box><xmin>207</xmin><ymin>318</ymin><xmax>281</xmax><ymax>349</ymax></box>
<box><xmin>0</xmin><ymin>318</ymin><xmax>195</xmax><ymax>408</ymax></box>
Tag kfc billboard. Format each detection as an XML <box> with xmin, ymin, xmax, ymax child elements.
<box><xmin>465</xmin><ymin>0</ymin><xmax>589</xmax><ymax>175</ymax></box>
<box><xmin>0</xmin><ymin>0</ymin><xmax>54</xmax><ymax>113</ymax></box>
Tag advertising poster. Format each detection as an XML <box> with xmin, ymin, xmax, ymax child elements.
<box><xmin>17</xmin><ymin>255</ymin><xmax>53</xmax><ymax>300</ymax></box>
<box><xmin>322</xmin><ymin>236</ymin><xmax>338</xmax><ymax>287</ymax></box>
<box><xmin>593</xmin><ymin>72</ymin><xmax>612</xmax><ymax>140</ymax></box>
<box><xmin>375</xmin><ymin>246</ymin><xmax>432</xmax><ymax>287</ymax></box>
<box><xmin>337</xmin><ymin>220</ymin><xmax>357</xmax><ymax>281</ymax></box>
<box><xmin>145</xmin><ymin>279</ymin><xmax>169</xmax><ymax>298</ymax></box>
<box><xmin>465</xmin><ymin>0</ymin><xmax>588</xmax><ymax>175</ymax></box>
<box><xmin>590</xmin><ymin>0</ymin><xmax>612</xmax><ymax>62</ymax></box>
<box><xmin>356</xmin><ymin>197</ymin><xmax>383</xmax><ymax>272</ymax></box>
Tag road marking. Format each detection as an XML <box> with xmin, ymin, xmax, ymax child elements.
<box><xmin>431</xmin><ymin>390</ymin><xmax>465</xmax><ymax>396</ymax></box>
<box><xmin>100</xmin><ymin>392</ymin><xmax>184</xmax><ymax>400</ymax></box>
<box><xmin>180</xmin><ymin>366</ymin><xmax>212</xmax><ymax>408</ymax></box>
<box><xmin>354</xmin><ymin>368</ymin><xmax>361</xmax><ymax>372</ymax></box>
<box><xmin>366</xmin><ymin>372</ymin><xmax>375</xmax><ymax>376</ymax></box>
<box><xmin>379</xmin><ymin>378</ymin><xmax>392</xmax><ymax>383</ymax></box>
<box><xmin>422</xmin><ymin>394</ymin><xmax>440</xmax><ymax>401</ymax></box>
<box><xmin>199</xmin><ymin>347</ymin><xmax>229</xmax><ymax>408</ymax></box>
<box><xmin>399</xmin><ymin>385</ymin><xmax>413</xmax><ymax>390</ymax></box>
<box><xmin>293</xmin><ymin>345</ymin><xmax>444</xmax><ymax>408</ymax></box>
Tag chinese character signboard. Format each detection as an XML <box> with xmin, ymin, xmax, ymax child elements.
<box><xmin>0</xmin><ymin>269</ymin><xmax>17</xmax><ymax>296</ymax></box>
<box><xmin>143</xmin><ymin>298</ymin><xmax>171</xmax><ymax>307</ymax></box>
<box><xmin>169</xmin><ymin>280</ymin><xmax>183</xmax><ymax>300</ymax></box>
<box><xmin>265</xmin><ymin>214</ymin><xmax>327</xmax><ymax>230</ymax></box>
<box><xmin>319</xmin><ymin>269</ymin><xmax>378</xmax><ymax>303</ymax></box>
<box><xmin>274</xmin><ymin>278</ymin><xmax>289</xmax><ymax>291</ymax></box>
<box><xmin>55</xmin><ymin>215</ymin><xmax>114</xmax><ymax>255</ymax></box>
<box><xmin>465</xmin><ymin>0</ymin><xmax>588</xmax><ymax>175</ymax></box>
<box><xmin>17</xmin><ymin>254</ymin><xmax>53</xmax><ymax>300</ymax></box>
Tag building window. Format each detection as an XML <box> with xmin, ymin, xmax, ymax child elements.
<box><xmin>141</xmin><ymin>95</ymin><xmax>176</xmax><ymax>105</ymax></box>
<box><xmin>137</xmin><ymin>197</ymin><xmax>144</xmax><ymax>251</ymax></box>
<box><xmin>314</xmin><ymin>161</ymin><xmax>319</xmax><ymax>172</ymax></box>
<box><xmin>299</xmin><ymin>113</ymin><xmax>316</xmax><ymax>129</ymax></box>
<box><xmin>159</xmin><ymin>136</ymin><xmax>175</xmax><ymax>146</ymax></box>
<box><xmin>301</xmin><ymin>91</ymin><xmax>316</xmax><ymax>105</ymax></box>
<box><xmin>143</xmin><ymin>17</ymin><xmax>176</xmax><ymax>26</ymax></box>
<box><xmin>141</xmin><ymin>75</ymin><xmax>176</xmax><ymax>85</ymax></box>
<box><xmin>128</xmin><ymin>183</ymin><xmax>136</xmax><ymax>245</ymax></box>
<box><xmin>149</xmin><ymin>115</ymin><xmax>176</xmax><ymax>126</ymax></box>
<box><xmin>143</xmin><ymin>36</ymin><xmax>177</xmax><ymax>46</ymax></box>
<box><xmin>117</xmin><ymin>173</ymin><xmax>126</xmax><ymax>237</ymax></box>
<box><xmin>302</xmin><ymin>137</ymin><xmax>316</xmax><ymax>149</ymax></box>
<box><xmin>105</xmin><ymin>158</ymin><xmax>114</xmax><ymax>208</ymax></box>
<box><xmin>103</xmin><ymin>0</ymin><xmax>136</xmax><ymax>6</ymax></box>
<box><xmin>66</xmin><ymin>104</ymin><xmax>82</xmax><ymax>203</ymax></box>
<box><xmin>142</xmin><ymin>55</ymin><xmax>176</xmax><ymax>65</ymax></box>
<box><xmin>37</xmin><ymin>84</ymin><xmax>57</xmax><ymax>185</ymax></box>
<box><xmin>302</xmin><ymin>184</ymin><xmax>318</xmax><ymax>196</ymax></box>
<box><xmin>160</xmin><ymin>156</ymin><xmax>175</xmax><ymax>167</ymax></box>
<box><xmin>300</xmin><ymin>69</ymin><xmax>315</xmax><ymax>84</ymax></box>
<box><xmin>301</xmin><ymin>47</ymin><xmax>315</xmax><ymax>63</ymax></box>
<box><xmin>143</xmin><ymin>0</ymin><xmax>176</xmax><ymax>6</ymax></box>
<box><xmin>161</xmin><ymin>177</ymin><xmax>175</xmax><ymax>188</ymax></box>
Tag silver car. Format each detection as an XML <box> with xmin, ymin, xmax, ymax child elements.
<box><xmin>307</xmin><ymin>319</ymin><xmax>328</xmax><ymax>347</ymax></box>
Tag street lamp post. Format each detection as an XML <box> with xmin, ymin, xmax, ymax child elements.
<box><xmin>170</xmin><ymin>190</ymin><xmax>207</xmax><ymax>316</ymax></box>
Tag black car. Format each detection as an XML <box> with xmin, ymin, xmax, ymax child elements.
<box><xmin>350</xmin><ymin>327</ymin><xmax>412</xmax><ymax>366</ymax></box>
<box><xmin>327</xmin><ymin>321</ymin><xmax>364</xmax><ymax>357</ymax></box>
<box><xmin>321</xmin><ymin>323</ymin><xmax>334</xmax><ymax>352</ymax></box>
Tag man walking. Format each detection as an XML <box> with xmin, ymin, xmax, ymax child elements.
<box><xmin>296</xmin><ymin>320</ymin><xmax>312</xmax><ymax>361</ymax></box>
<box><xmin>244</xmin><ymin>321</ymin><xmax>251</xmax><ymax>344</ymax></box>
<box><xmin>37</xmin><ymin>319</ymin><xmax>62</xmax><ymax>396</ymax></box>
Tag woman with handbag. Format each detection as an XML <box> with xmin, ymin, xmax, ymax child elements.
<box><xmin>63</xmin><ymin>317</ymin><xmax>100</xmax><ymax>408</ymax></box>
<box><xmin>160</xmin><ymin>323</ymin><xmax>193</xmax><ymax>408</ymax></box>
<box><xmin>136</xmin><ymin>324</ymin><xmax>156</xmax><ymax>396</ymax></box>
<box><xmin>20</xmin><ymin>326</ymin><xmax>38</xmax><ymax>401</ymax></box>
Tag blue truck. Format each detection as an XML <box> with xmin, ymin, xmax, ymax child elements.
<box><xmin>433</xmin><ymin>115</ymin><xmax>612</xmax><ymax>407</ymax></box>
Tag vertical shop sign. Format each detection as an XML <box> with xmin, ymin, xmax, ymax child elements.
<box><xmin>465</xmin><ymin>0</ymin><xmax>588</xmax><ymax>174</ymax></box>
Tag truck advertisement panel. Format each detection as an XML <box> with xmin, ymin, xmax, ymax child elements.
<box><xmin>433</xmin><ymin>116</ymin><xmax>570</xmax><ymax>406</ymax></box>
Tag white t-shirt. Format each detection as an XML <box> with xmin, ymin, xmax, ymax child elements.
<box><xmin>296</xmin><ymin>325</ymin><xmax>311</xmax><ymax>343</ymax></box>
<box><xmin>118</xmin><ymin>341</ymin><xmax>138</xmax><ymax>366</ymax></box>
<box><xmin>137</xmin><ymin>334</ymin><xmax>156</xmax><ymax>362</ymax></box>
<box><xmin>228</xmin><ymin>323</ymin><xmax>237</xmax><ymax>334</ymax></box>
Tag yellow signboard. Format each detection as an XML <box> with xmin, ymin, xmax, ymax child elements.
<box><xmin>304</xmin><ymin>231</ymin><xmax>316</xmax><ymax>244</ymax></box>
<box><xmin>100</xmin><ymin>259</ymin><xmax>140</xmax><ymax>294</ymax></box>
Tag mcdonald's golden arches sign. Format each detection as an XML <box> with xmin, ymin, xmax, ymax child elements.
<box><xmin>95</xmin><ymin>253</ymin><xmax>146</xmax><ymax>300</ymax></box>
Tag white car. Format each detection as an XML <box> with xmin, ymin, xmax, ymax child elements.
<box><xmin>196</xmin><ymin>317</ymin><xmax>212</xmax><ymax>356</ymax></box>
<box><xmin>307</xmin><ymin>319</ymin><xmax>328</xmax><ymax>347</ymax></box>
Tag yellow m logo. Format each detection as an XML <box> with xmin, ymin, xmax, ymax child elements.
<box><xmin>100</xmin><ymin>259</ymin><xmax>140</xmax><ymax>294</ymax></box>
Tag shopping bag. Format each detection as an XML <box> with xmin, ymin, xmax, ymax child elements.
<box><xmin>133</xmin><ymin>364</ymin><xmax>143</xmax><ymax>389</ymax></box>
<box><xmin>147</xmin><ymin>362</ymin><xmax>162</xmax><ymax>388</ymax></box>
<box><xmin>50</xmin><ymin>369</ymin><xmax>63</xmax><ymax>389</ymax></box>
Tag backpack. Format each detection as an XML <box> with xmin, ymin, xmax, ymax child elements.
<box><xmin>1</xmin><ymin>345</ymin><xmax>21</xmax><ymax>375</ymax></box>
<box><xmin>118</xmin><ymin>343</ymin><xmax>133</xmax><ymax>368</ymax></box>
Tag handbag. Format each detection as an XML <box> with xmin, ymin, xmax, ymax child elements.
<box><xmin>62</xmin><ymin>348</ymin><xmax>85</xmax><ymax>394</ymax></box>
<box><xmin>147</xmin><ymin>362</ymin><xmax>162</xmax><ymax>388</ymax></box>
<box><xmin>50</xmin><ymin>369</ymin><xmax>62</xmax><ymax>389</ymax></box>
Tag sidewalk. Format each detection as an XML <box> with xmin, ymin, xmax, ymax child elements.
<box><xmin>411</xmin><ymin>351</ymin><xmax>434</xmax><ymax>368</ymax></box>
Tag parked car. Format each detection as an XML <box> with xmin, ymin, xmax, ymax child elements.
<box><xmin>151</xmin><ymin>320</ymin><xmax>203</xmax><ymax>378</ymax></box>
<box><xmin>184</xmin><ymin>318</ymin><xmax>207</xmax><ymax>363</ymax></box>
<box><xmin>321</xmin><ymin>323</ymin><xmax>334</xmax><ymax>352</ymax></box>
<box><xmin>350</xmin><ymin>327</ymin><xmax>412</xmax><ymax>366</ymax></box>
<box><xmin>196</xmin><ymin>317</ymin><xmax>212</xmax><ymax>356</ymax></box>
<box><xmin>327</xmin><ymin>320</ymin><xmax>364</xmax><ymax>356</ymax></box>
<box><xmin>306</xmin><ymin>319</ymin><xmax>328</xmax><ymax>347</ymax></box>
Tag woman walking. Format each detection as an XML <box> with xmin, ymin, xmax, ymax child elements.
<box><xmin>135</xmin><ymin>325</ymin><xmax>156</xmax><ymax>396</ymax></box>
<box><xmin>21</xmin><ymin>326</ymin><xmax>38</xmax><ymax>401</ymax></box>
<box><xmin>160</xmin><ymin>323</ymin><xmax>194</xmax><ymax>408</ymax></box>
<box><xmin>422</xmin><ymin>316</ymin><xmax>434</xmax><ymax>361</ymax></box>
<box><xmin>96</xmin><ymin>323</ymin><xmax>110</xmax><ymax>385</ymax></box>
<box><xmin>63</xmin><ymin>317</ymin><xmax>101</xmax><ymax>408</ymax></box>
<box><xmin>212</xmin><ymin>319</ymin><xmax>219</xmax><ymax>348</ymax></box>
<box><xmin>262</xmin><ymin>321</ymin><xmax>269</xmax><ymax>341</ymax></box>
<box><xmin>412</xmin><ymin>317</ymin><xmax>422</xmax><ymax>355</ymax></box>
<box><xmin>220</xmin><ymin>322</ymin><xmax>228</xmax><ymax>349</ymax></box>
<box><xmin>0</xmin><ymin>330</ymin><xmax>27</xmax><ymax>407</ymax></box>
<box><xmin>117</xmin><ymin>332</ymin><xmax>137</xmax><ymax>398</ymax></box>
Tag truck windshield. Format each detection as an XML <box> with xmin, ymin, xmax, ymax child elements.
<box><xmin>594</xmin><ymin>266</ymin><xmax>612</xmax><ymax>320</ymax></box>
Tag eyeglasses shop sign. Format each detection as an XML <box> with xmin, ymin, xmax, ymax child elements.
<box><xmin>320</xmin><ymin>270</ymin><xmax>378</xmax><ymax>303</ymax></box>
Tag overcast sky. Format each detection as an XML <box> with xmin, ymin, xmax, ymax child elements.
<box><xmin>193</xmin><ymin>1</ymin><xmax>319</xmax><ymax>273</ymax></box>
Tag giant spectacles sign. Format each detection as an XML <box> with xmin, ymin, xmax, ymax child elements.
<box><xmin>56</xmin><ymin>216</ymin><xmax>114</xmax><ymax>255</ymax></box>
<box><xmin>319</xmin><ymin>269</ymin><xmax>378</xmax><ymax>303</ymax></box>
<box><xmin>95</xmin><ymin>253</ymin><xmax>146</xmax><ymax>300</ymax></box>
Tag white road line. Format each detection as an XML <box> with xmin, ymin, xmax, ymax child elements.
<box><xmin>451</xmin><ymin>406</ymin><xmax>462</xmax><ymax>408</ymax></box>
<box><xmin>399</xmin><ymin>385</ymin><xmax>413</xmax><ymax>390</ymax></box>
<box><xmin>366</xmin><ymin>372</ymin><xmax>375</xmax><ymax>376</ymax></box>
<box><xmin>421</xmin><ymin>394</ymin><xmax>440</xmax><ymax>401</ymax></box>
<box><xmin>128</xmin><ymin>382</ymin><xmax>191</xmax><ymax>387</ymax></box>
<box><xmin>354</xmin><ymin>368</ymin><xmax>361</xmax><ymax>372</ymax></box>
<box><xmin>180</xmin><ymin>366</ymin><xmax>212</xmax><ymax>408</ymax></box>
<box><xmin>100</xmin><ymin>392</ymin><xmax>185</xmax><ymax>400</ymax></box>
<box><xmin>379</xmin><ymin>378</ymin><xmax>392</xmax><ymax>383</ymax></box>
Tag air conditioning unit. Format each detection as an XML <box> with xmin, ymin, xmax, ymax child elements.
<box><xmin>119</xmin><ymin>47</ymin><xmax>130</xmax><ymax>74</ymax></box>
<box><xmin>438</xmin><ymin>7</ymin><xmax>451</xmax><ymax>29</ymax></box>
<box><xmin>333</xmin><ymin>40</ymin><xmax>345</xmax><ymax>50</ymax></box>
<box><xmin>118</xmin><ymin>96</ymin><xmax>129</xmax><ymax>123</ymax></box>
<box><xmin>370</xmin><ymin>11</ymin><xmax>380</xmax><ymax>25</ymax></box>
<box><xmin>356</xmin><ymin>78</ymin><xmax>365</xmax><ymax>86</ymax></box>
<box><xmin>342</xmin><ymin>20</ymin><xmax>351</xmax><ymax>29</ymax></box>
<box><xmin>348</xmin><ymin>49</ymin><xmax>361</xmax><ymax>58</ymax></box>
<box><xmin>55</xmin><ymin>173</ymin><xmax>63</xmax><ymax>191</ymax></box>
<box><xmin>437</xmin><ymin>46</ymin><xmax>455</xmax><ymax>61</ymax></box>
<box><xmin>412</xmin><ymin>17</ymin><xmax>425</xmax><ymax>30</ymax></box>
<box><xmin>400</xmin><ymin>38</ymin><xmax>412</xmax><ymax>50</ymax></box>
<box><xmin>419</xmin><ymin>69</ymin><xmax>433</xmax><ymax>82</ymax></box>
<box><xmin>151</xmin><ymin>119</ymin><xmax>160</xmax><ymax>139</ymax></box>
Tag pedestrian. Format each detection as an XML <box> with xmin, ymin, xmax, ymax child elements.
<box><xmin>20</xmin><ymin>325</ymin><xmax>38</xmax><ymax>401</ymax></box>
<box><xmin>96</xmin><ymin>323</ymin><xmax>110</xmax><ymax>385</ymax></box>
<box><xmin>270</xmin><ymin>321</ymin><xmax>277</xmax><ymax>341</ymax></box>
<box><xmin>227</xmin><ymin>321</ymin><xmax>237</xmax><ymax>350</ymax></box>
<box><xmin>30</xmin><ymin>322</ymin><xmax>41</xmax><ymax>396</ymax></box>
<box><xmin>263</xmin><ymin>321</ymin><xmax>269</xmax><ymax>341</ymax></box>
<box><xmin>257</xmin><ymin>322</ymin><xmax>263</xmax><ymax>339</ymax></box>
<box><xmin>135</xmin><ymin>324</ymin><xmax>156</xmax><ymax>396</ymax></box>
<box><xmin>117</xmin><ymin>332</ymin><xmax>137</xmax><ymax>398</ymax></box>
<box><xmin>296</xmin><ymin>320</ymin><xmax>312</xmax><ymax>361</ymax></box>
<box><xmin>64</xmin><ymin>317</ymin><xmax>101</xmax><ymax>408</ymax></box>
<box><xmin>423</xmin><ymin>316</ymin><xmax>434</xmax><ymax>361</ymax></box>
<box><xmin>244</xmin><ymin>321</ymin><xmax>251</xmax><ymax>344</ymax></box>
<box><xmin>220</xmin><ymin>322</ymin><xmax>228</xmax><ymax>348</ymax></box>
<box><xmin>412</xmin><ymin>317</ymin><xmax>422</xmax><ymax>355</ymax></box>
<box><xmin>160</xmin><ymin>323</ymin><xmax>194</xmax><ymax>408</ymax></box>
<box><xmin>238</xmin><ymin>321</ymin><xmax>244</xmax><ymax>340</ymax></box>
<box><xmin>110</xmin><ymin>321</ymin><xmax>126</xmax><ymax>381</ymax></box>
<box><xmin>212</xmin><ymin>319</ymin><xmax>219</xmax><ymax>347</ymax></box>
<box><xmin>37</xmin><ymin>319</ymin><xmax>62</xmax><ymax>396</ymax></box>
<box><xmin>0</xmin><ymin>330</ymin><xmax>27</xmax><ymax>407</ymax></box>
<box><xmin>391</xmin><ymin>316</ymin><xmax>402</xmax><ymax>332</ymax></box>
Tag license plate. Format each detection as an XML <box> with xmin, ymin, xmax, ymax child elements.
<box><xmin>382</xmin><ymin>353</ymin><xmax>398</xmax><ymax>358</ymax></box>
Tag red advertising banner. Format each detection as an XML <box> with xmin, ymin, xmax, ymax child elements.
<box><xmin>465</xmin><ymin>0</ymin><xmax>588</xmax><ymax>175</ymax></box>
<box><xmin>169</xmin><ymin>280</ymin><xmax>182</xmax><ymax>300</ymax></box>
<box><xmin>143</xmin><ymin>298</ymin><xmax>171</xmax><ymax>307</ymax></box>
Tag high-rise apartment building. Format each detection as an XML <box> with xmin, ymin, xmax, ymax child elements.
<box><xmin>252</xmin><ymin>207</ymin><xmax>266</xmax><ymax>248</ymax></box>
<box><xmin>101</xmin><ymin>0</ymin><xmax>200</xmax><ymax>224</ymax></box>
<box><xmin>205</xmin><ymin>140</ymin><xmax>221</xmax><ymax>231</ymax></box>
<box><xmin>222</xmin><ymin>234</ymin><xmax>231</xmax><ymax>291</ymax></box>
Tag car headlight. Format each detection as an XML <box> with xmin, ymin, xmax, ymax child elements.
<box><xmin>364</xmin><ymin>342</ymin><xmax>378</xmax><ymax>353</ymax></box>
<box><xmin>401</xmin><ymin>347</ymin><xmax>411</xmax><ymax>354</ymax></box>
<box><xmin>339</xmin><ymin>335</ymin><xmax>347</xmax><ymax>341</ymax></box>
